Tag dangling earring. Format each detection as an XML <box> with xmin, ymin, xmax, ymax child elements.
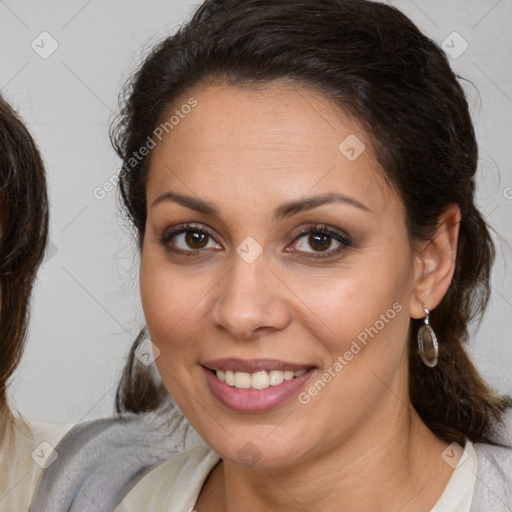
<box><xmin>418</xmin><ymin>305</ymin><xmax>438</xmax><ymax>368</ymax></box>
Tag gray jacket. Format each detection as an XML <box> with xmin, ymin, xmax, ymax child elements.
<box><xmin>30</xmin><ymin>408</ymin><xmax>512</xmax><ymax>511</ymax></box>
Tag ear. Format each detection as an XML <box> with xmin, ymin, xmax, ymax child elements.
<box><xmin>409</xmin><ymin>204</ymin><xmax>461</xmax><ymax>319</ymax></box>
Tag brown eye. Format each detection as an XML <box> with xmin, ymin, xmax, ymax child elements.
<box><xmin>287</xmin><ymin>226</ymin><xmax>352</xmax><ymax>258</ymax></box>
<box><xmin>161</xmin><ymin>224</ymin><xmax>222</xmax><ymax>253</ymax></box>
<box><xmin>185</xmin><ymin>231</ymin><xmax>209</xmax><ymax>249</ymax></box>
<box><xmin>294</xmin><ymin>231</ymin><xmax>340</xmax><ymax>253</ymax></box>
<box><xmin>308</xmin><ymin>233</ymin><xmax>332</xmax><ymax>252</ymax></box>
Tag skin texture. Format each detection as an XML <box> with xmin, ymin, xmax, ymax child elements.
<box><xmin>140</xmin><ymin>82</ymin><xmax>461</xmax><ymax>511</ymax></box>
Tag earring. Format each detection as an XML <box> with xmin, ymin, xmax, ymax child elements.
<box><xmin>418</xmin><ymin>305</ymin><xmax>438</xmax><ymax>368</ymax></box>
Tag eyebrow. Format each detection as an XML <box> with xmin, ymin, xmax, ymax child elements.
<box><xmin>151</xmin><ymin>191</ymin><xmax>372</xmax><ymax>219</ymax></box>
<box><xmin>273</xmin><ymin>192</ymin><xmax>372</xmax><ymax>220</ymax></box>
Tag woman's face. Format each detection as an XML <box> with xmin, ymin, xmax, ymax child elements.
<box><xmin>141</xmin><ymin>82</ymin><xmax>419</xmax><ymax>468</ymax></box>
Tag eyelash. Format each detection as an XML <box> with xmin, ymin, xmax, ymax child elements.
<box><xmin>158</xmin><ymin>223</ymin><xmax>353</xmax><ymax>259</ymax></box>
<box><xmin>289</xmin><ymin>225</ymin><xmax>352</xmax><ymax>259</ymax></box>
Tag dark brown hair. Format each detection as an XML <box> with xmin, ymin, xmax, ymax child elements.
<box><xmin>0</xmin><ymin>93</ymin><xmax>49</xmax><ymax>438</ymax></box>
<box><xmin>113</xmin><ymin>0</ymin><xmax>508</xmax><ymax>443</ymax></box>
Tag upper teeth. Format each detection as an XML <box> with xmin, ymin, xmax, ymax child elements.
<box><xmin>216</xmin><ymin>369</ymin><xmax>307</xmax><ymax>390</ymax></box>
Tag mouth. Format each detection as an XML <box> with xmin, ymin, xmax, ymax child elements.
<box><xmin>202</xmin><ymin>358</ymin><xmax>316</xmax><ymax>412</ymax></box>
<box><xmin>214</xmin><ymin>368</ymin><xmax>308</xmax><ymax>390</ymax></box>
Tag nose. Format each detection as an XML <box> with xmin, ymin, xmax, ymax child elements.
<box><xmin>210</xmin><ymin>254</ymin><xmax>292</xmax><ymax>340</ymax></box>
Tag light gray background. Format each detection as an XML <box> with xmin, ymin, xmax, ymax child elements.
<box><xmin>0</xmin><ymin>0</ymin><xmax>510</xmax><ymax>424</ymax></box>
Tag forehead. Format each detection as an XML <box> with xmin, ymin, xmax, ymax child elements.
<box><xmin>147</xmin><ymin>82</ymin><xmax>394</xmax><ymax>215</ymax></box>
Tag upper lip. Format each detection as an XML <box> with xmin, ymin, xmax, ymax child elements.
<box><xmin>202</xmin><ymin>358</ymin><xmax>314</xmax><ymax>373</ymax></box>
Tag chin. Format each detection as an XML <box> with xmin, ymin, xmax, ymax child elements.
<box><xmin>204</xmin><ymin>426</ymin><xmax>312</xmax><ymax>470</ymax></box>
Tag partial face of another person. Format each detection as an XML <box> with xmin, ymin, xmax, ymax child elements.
<box><xmin>140</xmin><ymin>82</ymin><xmax>421</xmax><ymax>469</ymax></box>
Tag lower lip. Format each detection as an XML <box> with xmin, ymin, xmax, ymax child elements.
<box><xmin>204</xmin><ymin>367</ymin><xmax>316</xmax><ymax>413</ymax></box>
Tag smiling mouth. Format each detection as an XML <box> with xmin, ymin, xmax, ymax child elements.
<box><xmin>202</xmin><ymin>361</ymin><xmax>317</xmax><ymax>412</ymax></box>
<box><xmin>214</xmin><ymin>368</ymin><xmax>308</xmax><ymax>390</ymax></box>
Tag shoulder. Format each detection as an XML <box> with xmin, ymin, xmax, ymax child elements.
<box><xmin>26</xmin><ymin>417</ymin><xmax>75</xmax><ymax>454</ymax></box>
<box><xmin>471</xmin><ymin>408</ymin><xmax>512</xmax><ymax>512</ymax></box>
<box><xmin>472</xmin><ymin>443</ymin><xmax>512</xmax><ymax>511</ymax></box>
<box><xmin>115</xmin><ymin>446</ymin><xmax>220</xmax><ymax>512</ymax></box>
<box><xmin>0</xmin><ymin>414</ymin><xmax>72</xmax><ymax>512</ymax></box>
<box><xmin>30</xmin><ymin>409</ymin><xmax>205</xmax><ymax>512</ymax></box>
<box><xmin>474</xmin><ymin>442</ymin><xmax>512</xmax><ymax>476</ymax></box>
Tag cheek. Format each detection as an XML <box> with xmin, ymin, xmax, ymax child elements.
<box><xmin>291</xmin><ymin>271</ymin><xmax>411</xmax><ymax>421</ymax></box>
<box><xmin>140</xmin><ymin>247</ymin><xmax>198</xmax><ymax>347</ymax></box>
<box><xmin>139</xmin><ymin>243</ymin><xmax>223</xmax><ymax>376</ymax></box>
<box><xmin>288</xmin><ymin>255</ymin><xmax>412</xmax><ymax>350</ymax></box>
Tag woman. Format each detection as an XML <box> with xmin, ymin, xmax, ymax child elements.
<box><xmin>0</xmin><ymin>92</ymin><xmax>71</xmax><ymax>511</ymax></box>
<box><xmin>32</xmin><ymin>0</ymin><xmax>512</xmax><ymax>510</ymax></box>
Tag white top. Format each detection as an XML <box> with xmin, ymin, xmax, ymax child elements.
<box><xmin>0</xmin><ymin>414</ymin><xmax>73</xmax><ymax>512</ymax></box>
<box><xmin>115</xmin><ymin>440</ymin><xmax>478</xmax><ymax>512</ymax></box>
<box><xmin>430</xmin><ymin>440</ymin><xmax>478</xmax><ymax>512</ymax></box>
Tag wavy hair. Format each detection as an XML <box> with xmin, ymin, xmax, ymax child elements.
<box><xmin>0</xmin><ymin>94</ymin><xmax>49</xmax><ymax>439</ymax></box>
<box><xmin>112</xmin><ymin>0</ymin><xmax>508</xmax><ymax>444</ymax></box>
